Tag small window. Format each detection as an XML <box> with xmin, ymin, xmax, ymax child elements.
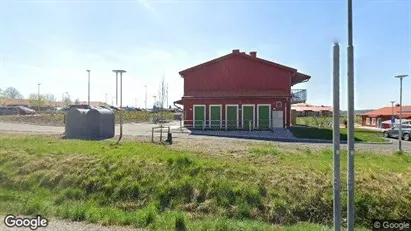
<box><xmin>276</xmin><ymin>101</ymin><xmax>282</xmax><ymax>108</ymax></box>
<box><xmin>365</xmin><ymin>118</ymin><xmax>370</xmax><ymax>125</ymax></box>
<box><xmin>371</xmin><ymin>118</ymin><xmax>376</xmax><ymax>125</ymax></box>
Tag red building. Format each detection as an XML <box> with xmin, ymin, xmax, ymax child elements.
<box><xmin>174</xmin><ymin>49</ymin><xmax>311</xmax><ymax>129</ymax></box>
<box><xmin>361</xmin><ymin>105</ymin><xmax>411</xmax><ymax>129</ymax></box>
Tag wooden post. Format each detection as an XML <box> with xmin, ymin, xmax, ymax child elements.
<box><xmin>151</xmin><ymin>127</ymin><xmax>154</xmax><ymax>143</ymax></box>
<box><xmin>160</xmin><ymin>126</ymin><xmax>163</xmax><ymax>143</ymax></box>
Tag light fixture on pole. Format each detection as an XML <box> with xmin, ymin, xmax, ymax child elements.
<box><xmin>395</xmin><ymin>74</ymin><xmax>408</xmax><ymax>152</ymax></box>
<box><xmin>87</xmin><ymin>70</ymin><xmax>90</xmax><ymax>106</ymax></box>
<box><xmin>113</xmin><ymin>70</ymin><xmax>126</xmax><ymax>144</ymax></box>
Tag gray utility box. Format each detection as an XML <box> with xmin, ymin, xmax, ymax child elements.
<box><xmin>65</xmin><ymin>108</ymin><xmax>115</xmax><ymax>139</ymax></box>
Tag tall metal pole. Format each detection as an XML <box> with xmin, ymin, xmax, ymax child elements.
<box><xmin>390</xmin><ymin>101</ymin><xmax>395</xmax><ymax>126</ymax></box>
<box><xmin>332</xmin><ymin>42</ymin><xmax>341</xmax><ymax>231</ymax></box>
<box><xmin>115</xmin><ymin>72</ymin><xmax>118</xmax><ymax>106</ymax></box>
<box><xmin>87</xmin><ymin>70</ymin><xmax>90</xmax><ymax>106</ymax></box>
<box><xmin>399</xmin><ymin>78</ymin><xmax>403</xmax><ymax>151</ymax></box>
<box><xmin>37</xmin><ymin>83</ymin><xmax>41</xmax><ymax>112</ymax></box>
<box><xmin>145</xmin><ymin>85</ymin><xmax>147</xmax><ymax>110</ymax></box>
<box><xmin>347</xmin><ymin>0</ymin><xmax>355</xmax><ymax>230</ymax></box>
<box><xmin>113</xmin><ymin>70</ymin><xmax>126</xmax><ymax>144</ymax></box>
<box><xmin>395</xmin><ymin>74</ymin><xmax>408</xmax><ymax>152</ymax></box>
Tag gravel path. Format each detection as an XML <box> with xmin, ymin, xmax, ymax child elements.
<box><xmin>0</xmin><ymin>216</ymin><xmax>144</xmax><ymax>231</ymax></box>
<box><xmin>0</xmin><ymin>121</ymin><xmax>409</xmax><ymax>152</ymax></box>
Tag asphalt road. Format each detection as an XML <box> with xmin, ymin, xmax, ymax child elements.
<box><xmin>0</xmin><ymin>121</ymin><xmax>410</xmax><ymax>152</ymax></box>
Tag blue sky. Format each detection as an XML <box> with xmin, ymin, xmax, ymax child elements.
<box><xmin>0</xmin><ymin>0</ymin><xmax>410</xmax><ymax>110</ymax></box>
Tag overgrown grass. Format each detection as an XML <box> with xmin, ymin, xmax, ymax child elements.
<box><xmin>296</xmin><ymin>116</ymin><xmax>362</xmax><ymax>128</ymax></box>
<box><xmin>289</xmin><ymin>127</ymin><xmax>386</xmax><ymax>143</ymax></box>
<box><xmin>0</xmin><ymin>134</ymin><xmax>409</xmax><ymax>230</ymax></box>
<box><xmin>0</xmin><ymin>111</ymin><xmax>175</xmax><ymax>126</ymax></box>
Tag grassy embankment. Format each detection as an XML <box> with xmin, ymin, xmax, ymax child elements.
<box><xmin>1</xmin><ymin>134</ymin><xmax>410</xmax><ymax>230</ymax></box>
<box><xmin>289</xmin><ymin>127</ymin><xmax>386</xmax><ymax>143</ymax></box>
<box><xmin>295</xmin><ymin>116</ymin><xmax>362</xmax><ymax>128</ymax></box>
<box><xmin>0</xmin><ymin>111</ymin><xmax>175</xmax><ymax>126</ymax></box>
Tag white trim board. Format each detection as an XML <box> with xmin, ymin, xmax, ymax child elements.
<box><xmin>257</xmin><ymin>104</ymin><xmax>271</xmax><ymax>128</ymax></box>
<box><xmin>241</xmin><ymin>104</ymin><xmax>255</xmax><ymax>128</ymax></box>
<box><xmin>209</xmin><ymin>104</ymin><xmax>222</xmax><ymax>128</ymax></box>
<box><xmin>192</xmin><ymin>104</ymin><xmax>206</xmax><ymax>128</ymax></box>
<box><xmin>225</xmin><ymin>104</ymin><xmax>239</xmax><ymax>128</ymax></box>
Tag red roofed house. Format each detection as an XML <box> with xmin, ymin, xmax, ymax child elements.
<box><xmin>361</xmin><ymin>105</ymin><xmax>411</xmax><ymax>129</ymax></box>
<box><xmin>174</xmin><ymin>49</ymin><xmax>310</xmax><ymax>130</ymax></box>
<box><xmin>291</xmin><ymin>103</ymin><xmax>333</xmax><ymax>117</ymax></box>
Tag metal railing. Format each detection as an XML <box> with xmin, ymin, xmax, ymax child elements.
<box><xmin>182</xmin><ymin>119</ymin><xmax>281</xmax><ymax>131</ymax></box>
<box><xmin>291</xmin><ymin>89</ymin><xmax>307</xmax><ymax>104</ymax></box>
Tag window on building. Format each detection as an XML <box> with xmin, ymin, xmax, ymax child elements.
<box><xmin>366</xmin><ymin>118</ymin><xmax>370</xmax><ymax>125</ymax></box>
<box><xmin>371</xmin><ymin>118</ymin><xmax>376</xmax><ymax>125</ymax></box>
<box><xmin>276</xmin><ymin>101</ymin><xmax>282</xmax><ymax>108</ymax></box>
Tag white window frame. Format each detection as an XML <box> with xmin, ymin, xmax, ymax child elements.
<box><xmin>257</xmin><ymin>104</ymin><xmax>271</xmax><ymax>128</ymax></box>
<box><xmin>241</xmin><ymin>104</ymin><xmax>256</xmax><ymax>128</ymax></box>
<box><xmin>225</xmin><ymin>104</ymin><xmax>239</xmax><ymax>128</ymax></box>
<box><xmin>365</xmin><ymin>117</ymin><xmax>370</xmax><ymax>125</ymax></box>
<box><xmin>192</xmin><ymin>104</ymin><xmax>206</xmax><ymax>127</ymax></box>
<box><xmin>208</xmin><ymin>104</ymin><xmax>222</xmax><ymax>128</ymax></box>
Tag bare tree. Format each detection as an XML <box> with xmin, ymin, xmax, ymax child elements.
<box><xmin>4</xmin><ymin>87</ymin><xmax>23</xmax><ymax>99</ymax></box>
<box><xmin>157</xmin><ymin>76</ymin><xmax>168</xmax><ymax>121</ymax></box>
<box><xmin>74</xmin><ymin>99</ymin><xmax>80</xmax><ymax>104</ymax></box>
<box><xmin>28</xmin><ymin>93</ymin><xmax>46</xmax><ymax>108</ymax></box>
<box><xmin>63</xmin><ymin>94</ymin><xmax>72</xmax><ymax>106</ymax></box>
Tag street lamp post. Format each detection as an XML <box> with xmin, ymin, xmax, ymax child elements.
<box><xmin>62</xmin><ymin>92</ymin><xmax>68</xmax><ymax>106</ymax></box>
<box><xmin>390</xmin><ymin>101</ymin><xmax>395</xmax><ymax>126</ymax></box>
<box><xmin>87</xmin><ymin>70</ymin><xmax>90</xmax><ymax>106</ymax></box>
<box><xmin>346</xmin><ymin>0</ymin><xmax>355</xmax><ymax>230</ymax></box>
<box><xmin>395</xmin><ymin>74</ymin><xmax>408</xmax><ymax>152</ymax></box>
<box><xmin>145</xmin><ymin>85</ymin><xmax>147</xmax><ymax>110</ymax></box>
<box><xmin>37</xmin><ymin>83</ymin><xmax>41</xmax><ymax>112</ymax></box>
<box><xmin>113</xmin><ymin>70</ymin><xmax>126</xmax><ymax>144</ymax></box>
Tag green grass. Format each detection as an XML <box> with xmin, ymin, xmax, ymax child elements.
<box><xmin>289</xmin><ymin>127</ymin><xmax>386</xmax><ymax>143</ymax></box>
<box><xmin>296</xmin><ymin>116</ymin><xmax>362</xmax><ymax>128</ymax></box>
<box><xmin>1</xmin><ymin>134</ymin><xmax>410</xmax><ymax>230</ymax></box>
<box><xmin>0</xmin><ymin>111</ymin><xmax>175</xmax><ymax>126</ymax></box>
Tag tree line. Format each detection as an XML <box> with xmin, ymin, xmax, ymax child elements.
<box><xmin>0</xmin><ymin>87</ymin><xmax>75</xmax><ymax>108</ymax></box>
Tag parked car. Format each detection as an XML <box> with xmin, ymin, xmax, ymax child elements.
<box><xmin>16</xmin><ymin>106</ymin><xmax>36</xmax><ymax>115</ymax></box>
<box><xmin>0</xmin><ymin>106</ymin><xmax>35</xmax><ymax>115</ymax></box>
<box><xmin>383</xmin><ymin>124</ymin><xmax>411</xmax><ymax>141</ymax></box>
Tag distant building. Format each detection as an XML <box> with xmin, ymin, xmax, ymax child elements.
<box><xmin>361</xmin><ymin>105</ymin><xmax>411</xmax><ymax>129</ymax></box>
<box><xmin>1</xmin><ymin>98</ymin><xmax>106</xmax><ymax>109</ymax></box>
<box><xmin>291</xmin><ymin>103</ymin><xmax>333</xmax><ymax>117</ymax></box>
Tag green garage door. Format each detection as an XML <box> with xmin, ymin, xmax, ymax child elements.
<box><xmin>193</xmin><ymin>105</ymin><xmax>205</xmax><ymax>129</ymax></box>
<box><xmin>258</xmin><ymin>105</ymin><xmax>270</xmax><ymax>129</ymax></box>
<box><xmin>210</xmin><ymin>105</ymin><xmax>221</xmax><ymax>129</ymax></box>
<box><xmin>226</xmin><ymin>105</ymin><xmax>238</xmax><ymax>129</ymax></box>
<box><xmin>242</xmin><ymin>105</ymin><xmax>254</xmax><ymax>129</ymax></box>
